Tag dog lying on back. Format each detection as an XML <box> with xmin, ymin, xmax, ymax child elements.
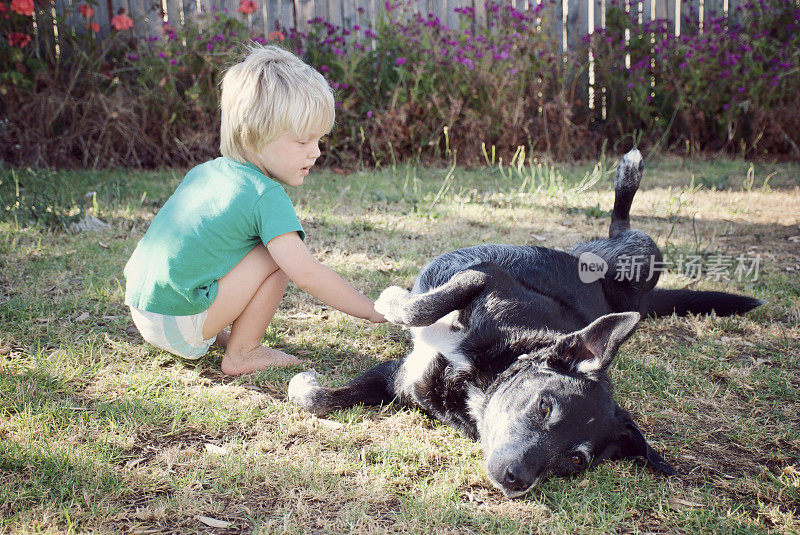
<box><xmin>289</xmin><ymin>150</ymin><xmax>762</xmax><ymax>498</ymax></box>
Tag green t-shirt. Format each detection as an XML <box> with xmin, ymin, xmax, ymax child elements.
<box><xmin>124</xmin><ymin>157</ymin><xmax>305</xmax><ymax>316</ymax></box>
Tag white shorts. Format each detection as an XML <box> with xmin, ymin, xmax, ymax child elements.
<box><xmin>129</xmin><ymin>307</ymin><xmax>217</xmax><ymax>359</ymax></box>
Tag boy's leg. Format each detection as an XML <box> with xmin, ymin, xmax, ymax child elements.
<box><xmin>202</xmin><ymin>243</ymin><xmax>303</xmax><ymax>375</ymax></box>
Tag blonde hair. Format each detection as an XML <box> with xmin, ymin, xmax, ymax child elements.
<box><xmin>219</xmin><ymin>44</ymin><xmax>335</xmax><ymax>162</ymax></box>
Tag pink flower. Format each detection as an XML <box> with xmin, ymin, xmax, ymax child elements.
<box><xmin>8</xmin><ymin>31</ymin><xmax>31</xmax><ymax>47</ymax></box>
<box><xmin>110</xmin><ymin>11</ymin><xmax>133</xmax><ymax>30</ymax></box>
<box><xmin>237</xmin><ymin>0</ymin><xmax>257</xmax><ymax>15</ymax></box>
<box><xmin>10</xmin><ymin>0</ymin><xmax>33</xmax><ymax>16</ymax></box>
<box><xmin>78</xmin><ymin>3</ymin><xmax>93</xmax><ymax>17</ymax></box>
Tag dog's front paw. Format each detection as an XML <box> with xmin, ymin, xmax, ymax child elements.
<box><xmin>375</xmin><ymin>286</ymin><xmax>413</xmax><ymax>325</ymax></box>
<box><xmin>288</xmin><ymin>371</ymin><xmax>332</xmax><ymax>416</ymax></box>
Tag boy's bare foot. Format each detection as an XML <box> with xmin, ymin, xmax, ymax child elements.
<box><xmin>212</xmin><ymin>329</ymin><xmax>231</xmax><ymax>349</ymax></box>
<box><xmin>220</xmin><ymin>344</ymin><xmax>304</xmax><ymax>376</ymax></box>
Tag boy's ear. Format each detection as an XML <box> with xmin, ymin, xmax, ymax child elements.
<box><xmin>549</xmin><ymin>312</ymin><xmax>641</xmax><ymax>375</ymax></box>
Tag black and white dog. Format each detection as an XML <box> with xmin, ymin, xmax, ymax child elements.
<box><xmin>288</xmin><ymin>150</ymin><xmax>762</xmax><ymax>498</ymax></box>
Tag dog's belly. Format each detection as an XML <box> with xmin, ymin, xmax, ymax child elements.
<box><xmin>396</xmin><ymin>310</ymin><xmax>468</xmax><ymax>397</ymax></box>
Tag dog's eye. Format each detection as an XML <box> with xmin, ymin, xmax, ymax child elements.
<box><xmin>571</xmin><ymin>453</ymin><xmax>585</xmax><ymax>466</ymax></box>
<box><xmin>539</xmin><ymin>399</ymin><xmax>551</xmax><ymax>418</ymax></box>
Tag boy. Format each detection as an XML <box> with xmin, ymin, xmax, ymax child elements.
<box><xmin>124</xmin><ymin>44</ymin><xmax>385</xmax><ymax>376</ymax></box>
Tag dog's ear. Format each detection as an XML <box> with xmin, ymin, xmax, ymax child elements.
<box><xmin>549</xmin><ymin>312</ymin><xmax>640</xmax><ymax>375</ymax></box>
<box><xmin>606</xmin><ymin>406</ymin><xmax>677</xmax><ymax>475</ymax></box>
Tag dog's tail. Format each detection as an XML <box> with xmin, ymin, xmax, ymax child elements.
<box><xmin>643</xmin><ymin>288</ymin><xmax>764</xmax><ymax>317</ymax></box>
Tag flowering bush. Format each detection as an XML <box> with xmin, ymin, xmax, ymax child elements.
<box><xmin>588</xmin><ymin>0</ymin><xmax>800</xmax><ymax>155</ymax></box>
<box><xmin>287</xmin><ymin>0</ymin><xmax>584</xmax><ymax>164</ymax></box>
<box><xmin>1</xmin><ymin>0</ymin><xmax>798</xmax><ymax>168</ymax></box>
<box><xmin>1</xmin><ymin>0</ymin><xmax>37</xmax><ymax>88</ymax></box>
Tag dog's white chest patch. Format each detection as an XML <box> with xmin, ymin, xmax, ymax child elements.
<box><xmin>399</xmin><ymin>310</ymin><xmax>468</xmax><ymax>391</ymax></box>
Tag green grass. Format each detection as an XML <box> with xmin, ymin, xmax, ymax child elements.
<box><xmin>1</xmin><ymin>156</ymin><xmax>799</xmax><ymax>533</ymax></box>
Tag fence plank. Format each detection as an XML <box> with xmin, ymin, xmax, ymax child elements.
<box><xmin>326</xmin><ymin>0</ymin><xmax>339</xmax><ymax>25</ymax></box>
<box><xmin>341</xmin><ymin>0</ymin><xmax>356</xmax><ymax>30</ymax></box>
<box><xmin>446</xmin><ymin>0</ymin><xmax>458</xmax><ymax>28</ymax></box>
<box><xmin>33</xmin><ymin>4</ymin><xmax>58</xmax><ymax>59</ymax></box>
<box><xmin>590</xmin><ymin>0</ymin><xmax>602</xmax><ymax>31</ymax></box>
<box><xmin>164</xmin><ymin>0</ymin><xmax>180</xmax><ymax>26</ymax></box>
<box><xmin>577</xmin><ymin>0</ymin><xmax>589</xmax><ymax>37</ymax></box>
<box><xmin>552</xmin><ymin>0</ymin><xmax>565</xmax><ymax>52</ymax></box>
<box><xmin>684</xmin><ymin>0</ymin><xmax>699</xmax><ymax>32</ymax></box>
<box><xmin>55</xmin><ymin>0</ymin><xmax>79</xmax><ymax>43</ymax></box>
<box><xmin>472</xmin><ymin>0</ymin><xmax>486</xmax><ymax>32</ymax></box>
<box><xmin>281</xmin><ymin>0</ymin><xmax>293</xmax><ymax>29</ymax></box>
<box><xmin>565</xmin><ymin>0</ymin><xmax>579</xmax><ymax>51</ymax></box>
<box><xmin>295</xmin><ymin>0</ymin><xmax>314</xmax><ymax>29</ymax></box>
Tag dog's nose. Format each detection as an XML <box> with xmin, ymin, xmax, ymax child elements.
<box><xmin>503</xmin><ymin>462</ymin><xmax>535</xmax><ymax>493</ymax></box>
<box><xmin>487</xmin><ymin>452</ymin><xmax>543</xmax><ymax>497</ymax></box>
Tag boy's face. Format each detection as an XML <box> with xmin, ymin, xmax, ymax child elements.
<box><xmin>249</xmin><ymin>131</ymin><xmax>325</xmax><ymax>187</ymax></box>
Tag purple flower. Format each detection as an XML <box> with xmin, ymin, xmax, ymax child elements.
<box><xmin>366</xmin><ymin>110</ymin><xmax>373</xmax><ymax>118</ymax></box>
<box><xmin>320</xmin><ymin>65</ymin><xmax>329</xmax><ymax>72</ymax></box>
<box><xmin>395</xmin><ymin>57</ymin><xmax>407</xmax><ymax>66</ymax></box>
<box><xmin>170</xmin><ymin>59</ymin><xmax>178</xmax><ymax>65</ymax></box>
<box><xmin>158</xmin><ymin>52</ymin><xmax>168</xmax><ymax>59</ymax></box>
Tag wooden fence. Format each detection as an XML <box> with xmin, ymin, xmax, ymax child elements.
<box><xmin>47</xmin><ymin>0</ymin><xmax>741</xmax><ymax>50</ymax></box>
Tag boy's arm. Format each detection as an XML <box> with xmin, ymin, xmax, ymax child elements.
<box><xmin>266</xmin><ymin>232</ymin><xmax>385</xmax><ymax>322</ymax></box>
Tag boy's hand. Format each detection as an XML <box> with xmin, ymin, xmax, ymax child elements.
<box><xmin>367</xmin><ymin>307</ymin><xmax>387</xmax><ymax>323</ymax></box>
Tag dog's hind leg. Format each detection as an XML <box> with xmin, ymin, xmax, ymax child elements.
<box><xmin>572</xmin><ymin>149</ymin><xmax>660</xmax><ymax>312</ymax></box>
<box><xmin>609</xmin><ymin>149</ymin><xmax>643</xmax><ymax>238</ymax></box>
<box><xmin>288</xmin><ymin>360</ymin><xmax>401</xmax><ymax>416</ymax></box>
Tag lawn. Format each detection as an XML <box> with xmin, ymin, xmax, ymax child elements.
<box><xmin>1</xmin><ymin>156</ymin><xmax>799</xmax><ymax>533</ymax></box>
